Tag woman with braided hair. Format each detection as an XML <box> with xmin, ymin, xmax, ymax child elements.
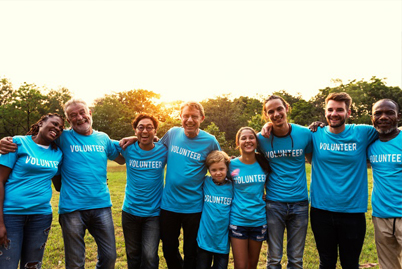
<box><xmin>0</xmin><ymin>113</ymin><xmax>64</xmax><ymax>269</ymax></box>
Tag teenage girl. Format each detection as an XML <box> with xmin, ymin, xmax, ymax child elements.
<box><xmin>229</xmin><ymin>127</ymin><xmax>270</xmax><ymax>269</ymax></box>
<box><xmin>196</xmin><ymin>150</ymin><xmax>233</xmax><ymax>269</ymax></box>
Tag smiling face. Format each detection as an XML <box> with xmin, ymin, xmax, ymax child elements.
<box><xmin>209</xmin><ymin>160</ymin><xmax>228</xmax><ymax>184</ymax></box>
<box><xmin>66</xmin><ymin>103</ymin><xmax>93</xmax><ymax>135</ymax></box>
<box><xmin>237</xmin><ymin>128</ymin><xmax>257</xmax><ymax>155</ymax></box>
<box><xmin>38</xmin><ymin>116</ymin><xmax>64</xmax><ymax>144</ymax></box>
<box><xmin>180</xmin><ymin>106</ymin><xmax>205</xmax><ymax>138</ymax></box>
<box><xmin>135</xmin><ymin>118</ymin><xmax>156</xmax><ymax>149</ymax></box>
<box><xmin>372</xmin><ymin>100</ymin><xmax>399</xmax><ymax>135</ymax></box>
<box><xmin>325</xmin><ymin>100</ymin><xmax>351</xmax><ymax>129</ymax></box>
<box><xmin>264</xmin><ymin>98</ymin><xmax>289</xmax><ymax>128</ymax></box>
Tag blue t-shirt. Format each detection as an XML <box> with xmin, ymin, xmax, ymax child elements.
<box><xmin>230</xmin><ymin>158</ymin><xmax>267</xmax><ymax>227</ymax></box>
<box><xmin>310</xmin><ymin>124</ymin><xmax>378</xmax><ymax>213</ymax></box>
<box><xmin>368</xmin><ymin>132</ymin><xmax>402</xmax><ymax>218</ymax></box>
<box><xmin>197</xmin><ymin>176</ymin><xmax>233</xmax><ymax>254</ymax></box>
<box><xmin>258</xmin><ymin>124</ymin><xmax>312</xmax><ymax>202</ymax></box>
<box><xmin>115</xmin><ymin>141</ymin><xmax>167</xmax><ymax>217</ymax></box>
<box><xmin>56</xmin><ymin>129</ymin><xmax>119</xmax><ymax>214</ymax></box>
<box><xmin>160</xmin><ymin>127</ymin><xmax>220</xmax><ymax>213</ymax></box>
<box><xmin>0</xmin><ymin>136</ymin><xmax>62</xmax><ymax>215</ymax></box>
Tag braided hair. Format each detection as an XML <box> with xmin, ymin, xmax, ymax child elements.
<box><xmin>27</xmin><ymin>113</ymin><xmax>64</xmax><ymax>150</ymax></box>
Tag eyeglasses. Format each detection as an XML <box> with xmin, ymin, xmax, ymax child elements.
<box><xmin>271</xmin><ymin>124</ymin><xmax>294</xmax><ymax>158</ymax></box>
<box><xmin>136</xmin><ymin>125</ymin><xmax>155</xmax><ymax>132</ymax></box>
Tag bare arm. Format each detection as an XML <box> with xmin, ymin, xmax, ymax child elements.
<box><xmin>113</xmin><ymin>154</ymin><xmax>126</xmax><ymax>165</ymax></box>
<box><xmin>0</xmin><ymin>165</ymin><xmax>12</xmax><ymax>247</ymax></box>
<box><xmin>261</xmin><ymin>122</ymin><xmax>273</xmax><ymax>138</ymax></box>
<box><xmin>305</xmin><ymin>153</ymin><xmax>312</xmax><ymax>164</ymax></box>
<box><xmin>0</xmin><ymin>137</ymin><xmax>17</xmax><ymax>154</ymax></box>
<box><xmin>52</xmin><ymin>175</ymin><xmax>62</xmax><ymax>192</ymax></box>
<box><xmin>308</xmin><ymin>121</ymin><xmax>326</xmax><ymax>132</ymax></box>
<box><xmin>119</xmin><ymin>136</ymin><xmax>137</xmax><ymax>150</ymax></box>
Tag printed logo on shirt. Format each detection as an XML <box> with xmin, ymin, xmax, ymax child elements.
<box><xmin>369</xmin><ymin>154</ymin><xmax>402</xmax><ymax>163</ymax></box>
<box><xmin>69</xmin><ymin>145</ymin><xmax>105</xmax><ymax>153</ymax></box>
<box><xmin>204</xmin><ymin>194</ymin><xmax>232</xmax><ymax>205</ymax></box>
<box><xmin>233</xmin><ymin>174</ymin><xmax>266</xmax><ymax>184</ymax></box>
<box><xmin>319</xmin><ymin>143</ymin><xmax>357</xmax><ymax>151</ymax></box>
<box><xmin>128</xmin><ymin>159</ymin><xmax>163</xmax><ymax>169</ymax></box>
<box><xmin>265</xmin><ymin>149</ymin><xmax>304</xmax><ymax>158</ymax></box>
<box><xmin>170</xmin><ymin>145</ymin><xmax>201</xmax><ymax>160</ymax></box>
<box><xmin>25</xmin><ymin>156</ymin><xmax>59</xmax><ymax>168</ymax></box>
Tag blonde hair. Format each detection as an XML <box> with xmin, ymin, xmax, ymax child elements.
<box><xmin>180</xmin><ymin>101</ymin><xmax>205</xmax><ymax>118</ymax></box>
<box><xmin>205</xmin><ymin>150</ymin><xmax>230</xmax><ymax>169</ymax></box>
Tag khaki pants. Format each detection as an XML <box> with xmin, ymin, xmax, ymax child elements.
<box><xmin>372</xmin><ymin>216</ymin><xmax>402</xmax><ymax>269</ymax></box>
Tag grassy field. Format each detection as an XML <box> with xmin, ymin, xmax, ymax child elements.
<box><xmin>42</xmin><ymin>162</ymin><xmax>379</xmax><ymax>268</ymax></box>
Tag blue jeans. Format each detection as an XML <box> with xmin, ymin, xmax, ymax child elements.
<box><xmin>196</xmin><ymin>246</ymin><xmax>229</xmax><ymax>269</ymax></box>
<box><xmin>121</xmin><ymin>211</ymin><xmax>159</xmax><ymax>269</ymax></box>
<box><xmin>0</xmin><ymin>214</ymin><xmax>52</xmax><ymax>269</ymax></box>
<box><xmin>59</xmin><ymin>207</ymin><xmax>116</xmax><ymax>269</ymax></box>
<box><xmin>265</xmin><ymin>200</ymin><xmax>308</xmax><ymax>269</ymax></box>
<box><xmin>310</xmin><ymin>207</ymin><xmax>366</xmax><ymax>269</ymax></box>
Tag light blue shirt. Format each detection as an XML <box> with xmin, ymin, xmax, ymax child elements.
<box><xmin>57</xmin><ymin>129</ymin><xmax>119</xmax><ymax>214</ymax></box>
<box><xmin>368</xmin><ymin>132</ymin><xmax>402</xmax><ymax>218</ymax></box>
<box><xmin>310</xmin><ymin>124</ymin><xmax>378</xmax><ymax>213</ymax></box>
<box><xmin>0</xmin><ymin>136</ymin><xmax>62</xmax><ymax>214</ymax></box>
<box><xmin>258</xmin><ymin>124</ymin><xmax>312</xmax><ymax>202</ymax></box>
<box><xmin>115</xmin><ymin>141</ymin><xmax>167</xmax><ymax>217</ymax></box>
<box><xmin>230</xmin><ymin>158</ymin><xmax>267</xmax><ymax>227</ymax></box>
<box><xmin>197</xmin><ymin>176</ymin><xmax>233</xmax><ymax>254</ymax></box>
<box><xmin>160</xmin><ymin>127</ymin><xmax>220</xmax><ymax>213</ymax></box>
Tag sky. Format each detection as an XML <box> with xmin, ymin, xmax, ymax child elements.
<box><xmin>1</xmin><ymin>0</ymin><xmax>401</xmax><ymax>105</ymax></box>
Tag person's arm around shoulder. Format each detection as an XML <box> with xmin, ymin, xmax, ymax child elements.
<box><xmin>52</xmin><ymin>175</ymin><xmax>62</xmax><ymax>192</ymax></box>
<box><xmin>0</xmin><ymin>165</ymin><xmax>12</xmax><ymax>247</ymax></box>
<box><xmin>0</xmin><ymin>137</ymin><xmax>17</xmax><ymax>154</ymax></box>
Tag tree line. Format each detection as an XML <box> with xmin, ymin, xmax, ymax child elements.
<box><xmin>1</xmin><ymin>76</ymin><xmax>401</xmax><ymax>156</ymax></box>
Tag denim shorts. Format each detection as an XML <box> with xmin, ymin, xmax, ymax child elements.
<box><xmin>229</xmin><ymin>224</ymin><xmax>267</xmax><ymax>241</ymax></box>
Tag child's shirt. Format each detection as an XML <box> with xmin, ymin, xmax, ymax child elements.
<box><xmin>197</xmin><ymin>175</ymin><xmax>233</xmax><ymax>254</ymax></box>
<box><xmin>229</xmin><ymin>158</ymin><xmax>267</xmax><ymax>227</ymax></box>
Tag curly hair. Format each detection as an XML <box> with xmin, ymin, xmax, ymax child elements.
<box><xmin>131</xmin><ymin>113</ymin><xmax>159</xmax><ymax>130</ymax></box>
<box><xmin>27</xmin><ymin>113</ymin><xmax>64</xmax><ymax>150</ymax></box>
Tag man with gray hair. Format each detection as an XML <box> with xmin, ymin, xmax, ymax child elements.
<box><xmin>0</xmin><ymin>98</ymin><xmax>124</xmax><ymax>269</ymax></box>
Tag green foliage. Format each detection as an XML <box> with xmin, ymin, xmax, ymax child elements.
<box><xmin>200</xmin><ymin>95</ymin><xmax>263</xmax><ymax>144</ymax></box>
<box><xmin>0</xmin><ymin>78</ymin><xmax>72</xmax><ymax>138</ymax></box>
<box><xmin>92</xmin><ymin>89</ymin><xmax>174</xmax><ymax>140</ymax></box>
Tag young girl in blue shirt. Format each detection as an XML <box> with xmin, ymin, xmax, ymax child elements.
<box><xmin>230</xmin><ymin>127</ymin><xmax>270</xmax><ymax>269</ymax></box>
<box><xmin>196</xmin><ymin>150</ymin><xmax>233</xmax><ymax>269</ymax></box>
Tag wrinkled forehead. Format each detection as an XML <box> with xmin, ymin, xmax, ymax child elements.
<box><xmin>66</xmin><ymin>103</ymin><xmax>89</xmax><ymax>114</ymax></box>
<box><xmin>372</xmin><ymin>100</ymin><xmax>398</xmax><ymax>114</ymax></box>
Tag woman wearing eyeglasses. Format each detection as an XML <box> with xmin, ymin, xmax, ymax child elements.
<box><xmin>229</xmin><ymin>127</ymin><xmax>270</xmax><ymax>269</ymax></box>
<box><xmin>114</xmin><ymin>113</ymin><xmax>167</xmax><ymax>269</ymax></box>
<box><xmin>257</xmin><ymin>95</ymin><xmax>313</xmax><ymax>269</ymax></box>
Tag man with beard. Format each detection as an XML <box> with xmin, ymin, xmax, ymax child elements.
<box><xmin>368</xmin><ymin>99</ymin><xmax>402</xmax><ymax>269</ymax></box>
<box><xmin>309</xmin><ymin>92</ymin><xmax>378</xmax><ymax>268</ymax></box>
<box><xmin>0</xmin><ymin>98</ymin><xmax>124</xmax><ymax>269</ymax></box>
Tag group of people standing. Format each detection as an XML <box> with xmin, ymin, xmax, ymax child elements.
<box><xmin>0</xmin><ymin>92</ymin><xmax>400</xmax><ymax>269</ymax></box>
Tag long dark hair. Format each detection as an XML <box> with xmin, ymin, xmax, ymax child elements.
<box><xmin>27</xmin><ymin>113</ymin><xmax>64</xmax><ymax>150</ymax></box>
<box><xmin>235</xmin><ymin>127</ymin><xmax>271</xmax><ymax>174</ymax></box>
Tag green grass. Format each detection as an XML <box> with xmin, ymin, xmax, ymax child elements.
<box><xmin>42</xmin><ymin>162</ymin><xmax>379</xmax><ymax>268</ymax></box>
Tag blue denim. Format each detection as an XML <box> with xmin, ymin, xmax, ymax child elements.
<box><xmin>196</xmin><ymin>246</ymin><xmax>229</xmax><ymax>269</ymax></box>
<box><xmin>310</xmin><ymin>207</ymin><xmax>366</xmax><ymax>269</ymax></box>
<box><xmin>59</xmin><ymin>207</ymin><xmax>116</xmax><ymax>269</ymax></box>
<box><xmin>265</xmin><ymin>200</ymin><xmax>309</xmax><ymax>269</ymax></box>
<box><xmin>121</xmin><ymin>211</ymin><xmax>159</xmax><ymax>269</ymax></box>
<box><xmin>0</xmin><ymin>214</ymin><xmax>52</xmax><ymax>269</ymax></box>
<box><xmin>229</xmin><ymin>225</ymin><xmax>268</xmax><ymax>241</ymax></box>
